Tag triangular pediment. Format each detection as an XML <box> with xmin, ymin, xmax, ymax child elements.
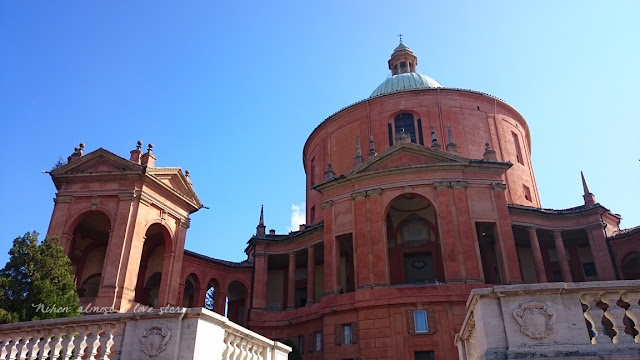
<box><xmin>349</xmin><ymin>142</ymin><xmax>470</xmax><ymax>175</ymax></box>
<box><xmin>51</xmin><ymin>148</ymin><xmax>143</xmax><ymax>176</ymax></box>
<box><xmin>146</xmin><ymin>168</ymin><xmax>202</xmax><ymax>208</ymax></box>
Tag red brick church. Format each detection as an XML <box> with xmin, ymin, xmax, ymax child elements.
<box><xmin>45</xmin><ymin>42</ymin><xmax>640</xmax><ymax>360</ymax></box>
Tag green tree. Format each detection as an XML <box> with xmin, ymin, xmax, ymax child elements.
<box><xmin>0</xmin><ymin>232</ymin><xmax>80</xmax><ymax>324</ymax></box>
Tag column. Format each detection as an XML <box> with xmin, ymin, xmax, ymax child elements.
<box><xmin>452</xmin><ymin>182</ymin><xmax>482</xmax><ymax>281</ymax></box>
<box><xmin>492</xmin><ymin>183</ymin><xmax>523</xmax><ymax>283</ymax></box>
<box><xmin>214</xmin><ymin>289</ymin><xmax>227</xmax><ymax>316</ymax></box>
<box><xmin>367</xmin><ymin>188</ymin><xmax>388</xmax><ymax>286</ymax></box>
<box><xmin>287</xmin><ymin>253</ymin><xmax>296</xmax><ymax>309</ymax></box>
<box><xmin>586</xmin><ymin>225</ymin><xmax>616</xmax><ymax>281</ymax></box>
<box><xmin>306</xmin><ymin>246</ymin><xmax>315</xmax><ymax>305</ymax></box>
<box><xmin>352</xmin><ymin>191</ymin><xmax>370</xmax><ymax>289</ymax></box>
<box><xmin>252</xmin><ymin>253</ymin><xmax>268</xmax><ymax>309</ymax></box>
<box><xmin>553</xmin><ymin>230</ymin><xmax>572</xmax><ymax>282</ymax></box>
<box><xmin>527</xmin><ymin>228</ymin><xmax>547</xmax><ymax>283</ymax></box>
<box><xmin>435</xmin><ymin>181</ymin><xmax>464</xmax><ymax>281</ymax></box>
<box><xmin>157</xmin><ymin>250</ymin><xmax>175</xmax><ymax>307</ymax></box>
<box><xmin>322</xmin><ymin>200</ymin><xmax>338</xmax><ymax>295</ymax></box>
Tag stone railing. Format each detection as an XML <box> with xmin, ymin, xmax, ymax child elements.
<box><xmin>455</xmin><ymin>280</ymin><xmax>640</xmax><ymax>360</ymax></box>
<box><xmin>0</xmin><ymin>308</ymin><xmax>290</xmax><ymax>360</ymax></box>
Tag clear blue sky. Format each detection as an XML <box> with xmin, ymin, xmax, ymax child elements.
<box><xmin>1</xmin><ymin>2</ymin><xmax>638</xmax><ymax>266</ymax></box>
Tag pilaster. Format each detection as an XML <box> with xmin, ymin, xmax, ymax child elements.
<box><xmin>434</xmin><ymin>181</ymin><xmax>464</xmax><ymax>282</ymax></box>
<box><xmin>492</xmin><ymin>183</ymin><xmax>523</xmax><ymax>284</ymax></box>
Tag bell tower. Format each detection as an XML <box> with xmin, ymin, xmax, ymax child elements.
<box><xmin>46</xmin><ymin>142</ymin><xmax>202</xmax><ymax>312</ymax></box>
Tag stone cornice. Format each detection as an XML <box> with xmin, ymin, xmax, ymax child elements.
<box><xmin>314</xmin><ymin>162</ymin><xmax>509</xmax><ymax>193</ymax></box>
<box><xmin>321</xmin><ymin>200</ymin><xmax>334</xmax><ymax>209</ymax></box>
<box><xmin>491</xmin><ymin>182</ymin><xmax>507</xmax><ymax>191</ymax></box>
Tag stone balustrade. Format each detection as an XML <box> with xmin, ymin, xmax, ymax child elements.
<box><xmin>0</xmin><ymin>308</ymin><xmax>290</xmax><ymax>360</ymax></box>
<box><xmin>456</xmin><ymin>280</ymin><xmax>640</xmax><ymax>360</ymax></box>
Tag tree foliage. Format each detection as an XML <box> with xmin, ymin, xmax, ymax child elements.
<box><xmin>0</xmin><ymin>232</ymin><xmax>80</xmax><ymax>324</ymax></box>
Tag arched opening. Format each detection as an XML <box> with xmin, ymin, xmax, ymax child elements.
<box><xmin>393</xmin><ymin>113</ymin><xmax>417</xmax><ymax>144</ymax></box>
<box><xmin>386</xmin><ymin>194</ymin><xmax>443</xmax><ymax>285</ymax></box>
<box><xmin>69</xmin><ymin>211</ymin><xmax>111</xmax><ymax>298</ymax></box>
<box><xmin>134</xmin><ymin>223</ymin><xmax>170</xmax><ymax>307</ymax></box>
<box><xmin>182</xmin><ymin>273</ymin><xmax>200</xmax><ymax>308</ymax></box>
<box><xmin>205</xmin><ymin>278</ymin><xmax>220</xmax><ymax>312</ymax></box>
<box><xmin>227</xmin><ymin>281</ymin><xmax>247</xmax><ymax>326</ymax></box>
<box><xmin>621</xmin><ymin>251</ymin><xmax>640</xmax><ymax>280</ymax></box>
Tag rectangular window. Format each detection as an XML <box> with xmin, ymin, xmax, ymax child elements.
<box><xmin>297</xmin><ymin>335</ymin><xmax>304</xmax><ymax>354</ymax></box>
<box><xmin>344</xmin><ymin>324</ymin><xmax>352</xmax><ymax>344</ymax></box>
<box><xmin>417</xmin><ymin>119</ymin><xmax>424</xmax><ymax>145</ymax></box>
<box><xmin>315</xmin><ymin>331</ymin><xmax>322</xmax><ymax>351</ymax></box>
<box><xmin>310</xmin><ymin>205</ymin><xmax>315</xmax><ymax>223</ymax></box>
<box><xmin>512</xmin><ymin>131</ymin><xmax>524</xmax><ymax>165</ymax></box>
<box><xmin>415</xmin><ymin>351</ymin><xmax>436</xmax><ymax>360</ymax></box>
<box><xmin>523</xmin><ymin>185</ymin><xmax>532</xmax><ymax>202</ymax></box>
<box><xmin>310</xmin><ymin>157</ymin><xmax>316</xmax><ymax>185</ymax></box>
<box><xmin>414</xmin><ymin>310</ymin><xmax>428</xmax><ymax>333</ymax></box>
<box><xmin>335</xmin><ymin>323</ymin><xmax>357</xmax><ymax>345</ymax></box>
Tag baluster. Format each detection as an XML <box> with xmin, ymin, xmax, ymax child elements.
<box><xmin>8</xmin><ymin>333</ymin><xmax>24</xmax><ymax>360</ymax></box>
<box><xmin>83</xmin><ymin>325</ymin><xmax>101</xmax><ymax>360</ymax></box>
<box><xmin>109</xmin><ymin>323</ymin><xmax>125</xmax><ymax>360</ymax></box>
<box><xmin>601</xmin><ymin>292</ymin><xmax>634</xmax><ymax>344</ymax></box>
<box><xmin>231</xmin><ymin>336</ymin><xmax>241</xmax><ymax>360</ymax></box>
<box><xmin>580</xmin><ymin>292</ymin><xmax>611</xmax><ymax>344</ymax></box>
<box><xmin>222</xmin><ymin>333</ymin><xmax>234</xmax><ymax>360</ymax></box>
<box><xmin>58</xmin><ymin>328</ymin><xmax>74</xmax><ymax>360</ymax></box>
<box><xmin>621</xmin><ymin>291</ymin><xmax>640</xmax><ymax>344</ymax></box>
<box><xmin>2</xmin><ymin>335</ymin><xmax>16</xmax><ymax>360</ymax></box>
<box><xmin>71</xmin><ymin>326</ymin><xmax>88</xmax><ymax>360</ymax></box>
<box><xmin>13</xmin><ymin>332</ymin><xmax>28</xmax><ymax>360</ymax></box>
<box><xmin>24</xmin><ymin>332</ymin><xmax>41</xmax><ymax>360</ymax></box>
<box><xmin>48</xmin><ymin>329</ymin><xmax>63</xmax><ymax>360</ymax></box>
<box><xmin>35</xmin><ymin>334</ymin><xmax>50</xmax><ymax>360</ymax></box>
<box><xmin>239</xmin><ymin>339</ymin><xmax>248</xmax><ymax>360</ymax></box>
<box><xmin>98</xmin><ymin>324</ymin><xmax>115</xmax><ymax>360</ymax></box>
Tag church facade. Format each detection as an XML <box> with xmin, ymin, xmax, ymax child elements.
<box><xmin>44</xmin><ymin>42</ymin><xmax>640</xmax><ymax>360</ymax></box>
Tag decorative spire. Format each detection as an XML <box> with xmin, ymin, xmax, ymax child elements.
<box><xmin>446</xmin><ymin>124</ymin><xmax>457</xmax><ymax>153</ymax></box>
<box><xmin>324</xmin><ymin>162</ymin><xmax>336</xmax><ymax>180</ymax></box>
<box><xmin>141</xmin><ymin>143</ymin><xmax>156</xmax><ymax>167</ymax></box>
<box><xmin>581</xmin><ymin>171</ymin><xmax>597</xmax><ymax>206</ymax></box>
<box><xmin>483</xmin><ymin>142</ymin><xmax>497</xmax><ymax>161</ymax></box>
<box><xmin>430</xmin><ymin>125</ymin><xmax>441</xmax><ymax>150</ymax></box>
<box><xmin>368</xmin><ymin>135</ymin><xmax>376</xmax><ymax>156</ymax></box>
<box><xmin>67</xmin><ymin>143</ymin><xmax>85</xmax><ymax>162</ymax></box>
<box><xmin>256</xmin><ymin>205</ymin><xmax>266</xmax><ymax>237</ymax></box>
<box><xmin>130</xmin><ymin>140</ymin><xmax>143</xmax><ymax>164</ymax></box>
<box><xmin>354</xmin><ymin>136</ymin><xmax>364</xmax><ymax>166</ymax></box>
<box><xmin>259</xmin><ymin>205</ymin><xmax>264</xmax><ymax>226</ymax></box>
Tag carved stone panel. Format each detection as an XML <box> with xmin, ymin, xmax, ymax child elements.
<box><xmin>140</xmin><ymin>324</ymin><xmax>171</xmax><ymax>357</ymax></box>
<box><xmin>512</xmin><ymin>302</ymin><xmax>556</xmax><ymax>339</ymax></box>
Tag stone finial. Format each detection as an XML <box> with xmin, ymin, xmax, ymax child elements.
<box><xmin>256</xmin><ymin>205</ymin><xmax>266</xmax><ymax>237</ymax></box>
<box><xmin>324</xmin><ymin>163</ymin><xmax>336</xmax><ymax>180</ymax></box>
<box><xmin>395</xmin><ymin>128</ymin><xmax>411</xmax><ymax>144</ymax></box>
<box><xmin>430</xmin><ymin>125</ymin><xmax>441</xmax><ymax>150</ymax></box>
<box><xmin>354</xmin><ymin>136</ymin><xmax>364</xmax><ymax>166</ymax></box>
<box><xmin>483</xmin><ymin>142</ymin><xmax>497</xmax><ymax>161</ymax></box>
<box><xmin>446</xmin><ymin>124</ymin><xmax>457</xmax><ymax>153</ymax></box>
<box><xmin>130</xmin><ymin>140</ymin><xmax>144</xmax><ymax>164</ymax></box>
<box><xmin>67</xmin><ymin>143</ymin><xmax>85</xmax><ymax>162</ymax></box>
<box><xmin>184</xmin><ymin>170</ymin><xmax>193</xmax><ymax>185</ymax></box>
<box><xmin>368</xmin><ymin>135</ymin><xmax>376</xmax><ymax>157</ymax></box>
<box><xmin>581</xmin><ymin>171</ymin><xmax>597</xmax><ymax>206</ymax></box>
<box><xmin>141</xmin><ymin>143</ymin><xmax>157</xmax><ymax>167</ymax></box>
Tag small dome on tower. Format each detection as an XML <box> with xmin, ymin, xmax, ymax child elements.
<box><xmin>370</xmin><ymin>40</ymin><xmax>442</xmax><ymax>97</ymax></box>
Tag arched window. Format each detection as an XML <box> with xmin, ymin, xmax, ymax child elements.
<box><xmin>394</xmin><ymin>113</ymin><xmax>416</xmax><ymax>143</ymax></box>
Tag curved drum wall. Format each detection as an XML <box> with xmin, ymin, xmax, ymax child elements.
<box><xmin>304</xmin><ymin>89</ymin><xmax>540</xmax><ymax>223</ymax></box>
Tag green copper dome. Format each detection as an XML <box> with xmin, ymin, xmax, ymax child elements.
<box><xmin>370</xmin><ymin>72</ymin><xmax>443</xmax><ymax>98</ymax></box>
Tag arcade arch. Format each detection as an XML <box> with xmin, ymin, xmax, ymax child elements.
<box><xmin>134</xmin><ymin>223</ymin><xmax>172</xmax><ymax>307</ymax></box>
<box><xmin>69</xmin><ymin>211</ymin><xmax>111</xmax><ymax>298</ymax></box>
<box><xmin>386</xmin><ymin>194</ymin><xmax>443</xmax><ymax>285</ymax></box>
<box><xmin>621</xmin><ymin>251</ymin><xmax>640</xmax><ymax>280</ymax></box>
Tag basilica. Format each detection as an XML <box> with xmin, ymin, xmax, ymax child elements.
<box><xmin>44</xmin><ymin>42</ymin><xmax>640</xmax><ymax>359</ymax></box>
